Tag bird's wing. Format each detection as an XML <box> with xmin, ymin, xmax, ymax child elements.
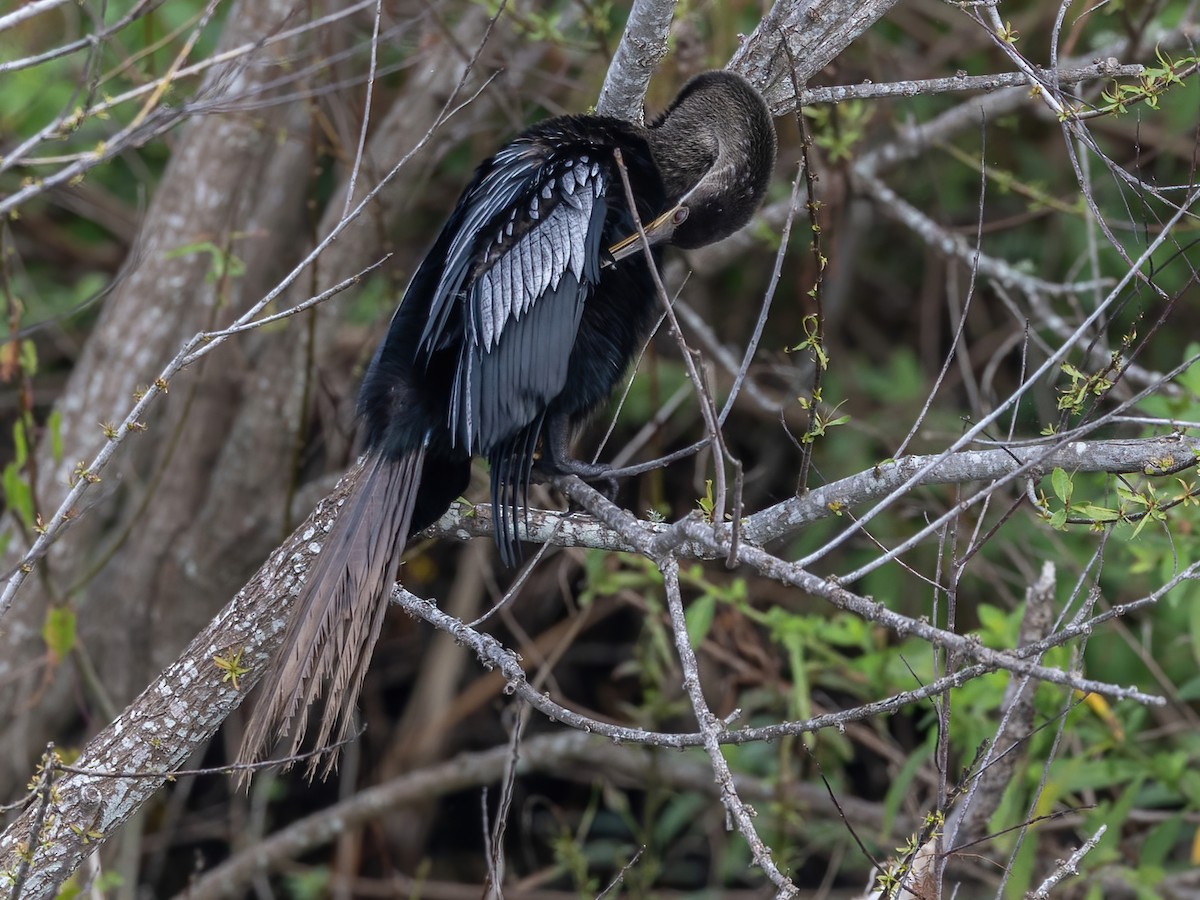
<box><xmin>418</xmin><ymin>141</ymin><xmax>610</xmax><ymax>454</ymax></box>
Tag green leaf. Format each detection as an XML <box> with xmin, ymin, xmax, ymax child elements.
<box><xmin>1129</xmin><ymin>511</ymin><xmax>1154</xmax><ymax>539</ymax></box>
<box><xmin>1140</xmin><ymin>816</ymin><xmax>1182</xmax><ymax>871</ymax></box>
<box><xmin>19</xmin><ymin>339</ymin><xmax>37</xmax><ymax>376</ymax></box>
<box><xmin>976</xmin><ymin>604</ymin><xmax>1016</xmax><ymax>642</ymax></box>
<box><xmin>282</xmin><ymin>866</ymin><xmax>331</xmax><ymax>900</ymax></box>
<box><xmin>685</xmin><ymin>593</ymin><xmax>716</xmax><ymax>647</ymax></box>
<box><xmin>48</xmin><ymin>409</ymin><xmax>63</xmax><ymax>464</ymax></box>
<box><xmin>42</xmin><ymin>606</ymin><xmax>77</xmax><ymax>662</ymax></box>
<box><xmin>3</xmin><ymin>462</ymin><xmax>33</xmax><ymax>529</ymax></box>
<box><xmin>12</xmin><ymin>419</ymin><xmax>27</xmax><ymax>468</ymax></box>
<box><xmin>1060</xmin><ymin>362</ymin><xmax>1085</xmax><ymax>380</ymax></box>
<box><xmin>1051</xmin><ymin>468</ymin><xmax>1072</xmax><ymax>504</ymax></box>
<box><xmin>1190</xmin><ymin>589</ymin><xmax>1200</xmax><ymax>667</ymax></box>
<box><xmin>882</xmin><ymin>733</ymin><xmax>935</xmax><ymax>834</ymax></box>
<box><xmin>1116</xmin><ymin>483</ymin><xmax>1142</xmax><ymax>506</ymax></box>
<box><xmin>1075</xmin><ymin>502</ymin><xmax>1120</xmax><ymax>522</ymax></box>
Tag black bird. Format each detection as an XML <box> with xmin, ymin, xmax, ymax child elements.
<box><xmin>240</xmin><ymin>70</ymin><xmax>777</xmax><ymax>775</ymax></box>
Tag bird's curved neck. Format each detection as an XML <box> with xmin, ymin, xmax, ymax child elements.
<box><xmin>642</xmin><ymin>111</ymin><xmax>719</xmax><ymax>204</ymax></box>
<box><xmin>635</xmin><ymin>72</ymin><xmax>776</xmax><ymax>249</ymax></box>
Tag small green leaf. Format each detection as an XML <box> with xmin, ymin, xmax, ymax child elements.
<box><xmin>1075</xmin><ymin>503</ymin><xmax>1120</xmax><ymax>522</ymax></box>
<box><xmin>1060</xmin><ymin>362</ymin><xmax>1085</xmax><ymax>380</ymax></box>
<box><xmin>42</xmin><ymin>606</ymin><xmax>77</xmax><ymax>662</ymax></box>
<box><xmin>1129</xmin><ymin>511</ymin><xmax>1154</xmax><ymax>539</ymax></box>
<box><xmin>696</xmin><ymin>479</ymin><xmax>715</xmax><ymax>520</ymax></box>
<box><xmin>685</xmin><ymin>593</ymin><xmax>716</xmax><ymax>647</ymax></box>
<box><xmin>283</xmin><ymin>866</ymin><xmax>331</xmax><ymax>900</ymax></box>
<box><xmin>1116</xmin><ymin>483</ymin><xmax>1140</xmax><ymax>505</ymax></box>
<box><xmin>3</xmin><ymin>463</ymin><xmax>33</xmax><ymax>529</ymax></box>
<box><xmin>19</xmin><ymin>339</ymin><xmax>37</xmax><ymax>376</ymax></box>
<box><xmin>48</xmin><ymin>409</ymin><xmax>63</xmax><ymax>464</ymax></box>
<box><xmin>1051</xmin><ymin>468</ymin><xmax>1072</xmax><ymax>504</ymax></box>
<box><xmin>12</xmin><ymin>419</ymin><xmax>27</xmax><ymax>468</ymax></box>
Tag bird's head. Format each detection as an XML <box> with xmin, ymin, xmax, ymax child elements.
<box><xmin>614</xmin><ymin>71</ymin><xmax>776</xmax><ymax>257</ymax></box>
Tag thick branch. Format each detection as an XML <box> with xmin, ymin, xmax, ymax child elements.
<box><xmin>729</xmin><ymin>0</ymin><xmax>902</xmax><ymax>114</ymax></box>
<box><xmin>428</xmin><ymin>435</ymin><xmax>1200</xmax><ymax>551</ymax></box>
<box><xmin>4</xmin><ymin>430</ymin><xmax>1189</xmax><ymax>892</ymax></box>
<box><xmin>596</xmin><ymin>0</ymin><xmax>677</xmax><ymax>121</ymax></box>
<box><xmin>0</xmin><ymin>468</ymin><xmax>362</xmax><ymax>898</ymax></box>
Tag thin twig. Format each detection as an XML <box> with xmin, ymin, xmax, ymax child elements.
<box><xmin>659</xmin><ymin>558</ymin><xmax>798</xmax><ymax>897</ymax></box>
<box><xmin>8</xmin><ymin>745</ymin><xmax>56</xmax><ymax>900</ymax></box>
<box><xmin>611</xmin><ymin>147</ymin><xmax>733</xmax><ymax>523</ymax></box>
<box><xmin>0</xmin><ymin>41</ymin><xmax>505</xmax><ymax>624</ymax></box>
<box><xmin>340</xmin><ymin>0</ymin><xmax>385</xmax><ymax>219</ymax></box>
<box><xmin>798</xmin><ymin>61</ymin><xmax>1143</xmax><ymax>105</ymax></box>
<box><xmin>1026</xmin><ymin>825</ymin><xmax>1107</xmax><ymax>899</ymax></box>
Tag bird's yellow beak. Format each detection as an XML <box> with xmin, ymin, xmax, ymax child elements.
<box><xmin>607</xmin><ymin>204</ymin><xmax>689</xmax><ymax>262</ymax></box>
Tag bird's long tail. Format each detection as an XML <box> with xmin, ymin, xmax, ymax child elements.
<box><xmin>239</xmin><ymin>446</ymin><xmax>425</xmax><ymax>780</ymax></box>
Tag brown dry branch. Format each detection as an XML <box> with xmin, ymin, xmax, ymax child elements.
<box><xmin>854</xmin><ymin>168</ymin><xmax>1113</xmax><ymax>298</ymax></box>
<box><xmin>179</xmin><ymin>731</ymin><xmax>595</xmax><ymax>900</ymax></box>
<box><xmin>0</xmin><ymin>468</ymin><xmax>356</xmax><ymax>898</ymax></box>
<box><xmin>0</xmin><ymin>0</ymin><xmax>390</xmax><ymax>177</ymax></box>
<box><xmin>0</xmin><ymin>0</ymin><xmax>326</xmax><ymax>795</ymax></box>
<box><xmin>854</xmin><ymin>24</ymin><xmax>1197</xmax><ymax>180</ymax></box>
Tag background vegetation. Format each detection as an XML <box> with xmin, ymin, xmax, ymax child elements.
<box><xmin>1</xmin><ymin>0</ymin><xmax>1199</xmax><ymax>897</ymax></box>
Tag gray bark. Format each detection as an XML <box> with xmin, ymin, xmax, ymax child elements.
<box><xmin>0</xmin><ymin>0</ymin><xmax>317</xmax><ymax>794</ymax></box>
<box><xmin>0</xmin><ymin>0</ymin><xmax>518</xmax><ymax>798</ymax></box>
<box><xmin>731</xmin><ymin>0</ymin><xmax>903</xmax><ymax>114</ymax></box>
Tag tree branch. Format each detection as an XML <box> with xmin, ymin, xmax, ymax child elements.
<box><xmin>729</xmin><ymin>0</ymin><xmax>903</xmax><ymax>114</ymax></box>
<box><xmin>595</xmin><ymin>0</ymin><xmax>677</xmax><ymax>120</ymax></box>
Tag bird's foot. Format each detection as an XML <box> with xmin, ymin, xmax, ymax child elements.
<box><xmin>534</xmin><ymin>457</ymin><xmax>619</xmax><ymax>502</ymax></box>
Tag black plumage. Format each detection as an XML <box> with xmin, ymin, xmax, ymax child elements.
<box><xmin>240</xmin><ymin>70</ymin><xmax>777</xmax><ymax>775</ymax></box>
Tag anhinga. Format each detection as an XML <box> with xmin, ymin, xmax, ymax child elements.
<box><xmin>240</xmin><ymin>70</ymin><xmax>777</xmax><ymax>774</ymax></box>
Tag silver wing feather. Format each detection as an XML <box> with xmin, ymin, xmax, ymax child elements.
<box><xmin>447</xmin><ymin>154</ymin><xmax>608</xmax><ymax>454</ymax></box>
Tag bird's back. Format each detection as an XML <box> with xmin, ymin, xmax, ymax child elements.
<box><xmin>359</xmin><ymin>112</ymin><xmax>668</xmax><ymax>470</ymax></box>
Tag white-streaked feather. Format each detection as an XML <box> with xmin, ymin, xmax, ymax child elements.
<box><xmin>478</xmin><ymin>273</ymin><xmax>495</xmax><ymax>348</ymax></box>
<box><xmin>442</xmin><ymin>155</ymin><xmax>606</xmax><ymax>451</ymax></box>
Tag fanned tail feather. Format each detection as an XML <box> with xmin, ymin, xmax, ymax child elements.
<box><xmin>239</xmin><ymin>448</ymin><xmax>425</xmax><ymax>781</ymax></box>
<box><xmin>489</xmin><ymin>415</ymin><xmax>542</xmax><ymax>568</ymax></box>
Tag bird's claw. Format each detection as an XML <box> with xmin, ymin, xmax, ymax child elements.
<box><xmin>535</xmin><ymin>458</ymin><xmax>620</xmax><ymax>502</ymax></box>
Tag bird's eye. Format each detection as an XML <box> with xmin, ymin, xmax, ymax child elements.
<box><xmin>673</xmin><ymin>207</ymin><xmax>690</xmax><ymax>225</ymax></box>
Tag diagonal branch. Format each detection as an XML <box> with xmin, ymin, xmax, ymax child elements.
<box><xmin>596</xmin><ymin>0</ymin><xmax>677</xmax><ymax>120</ymax></box>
